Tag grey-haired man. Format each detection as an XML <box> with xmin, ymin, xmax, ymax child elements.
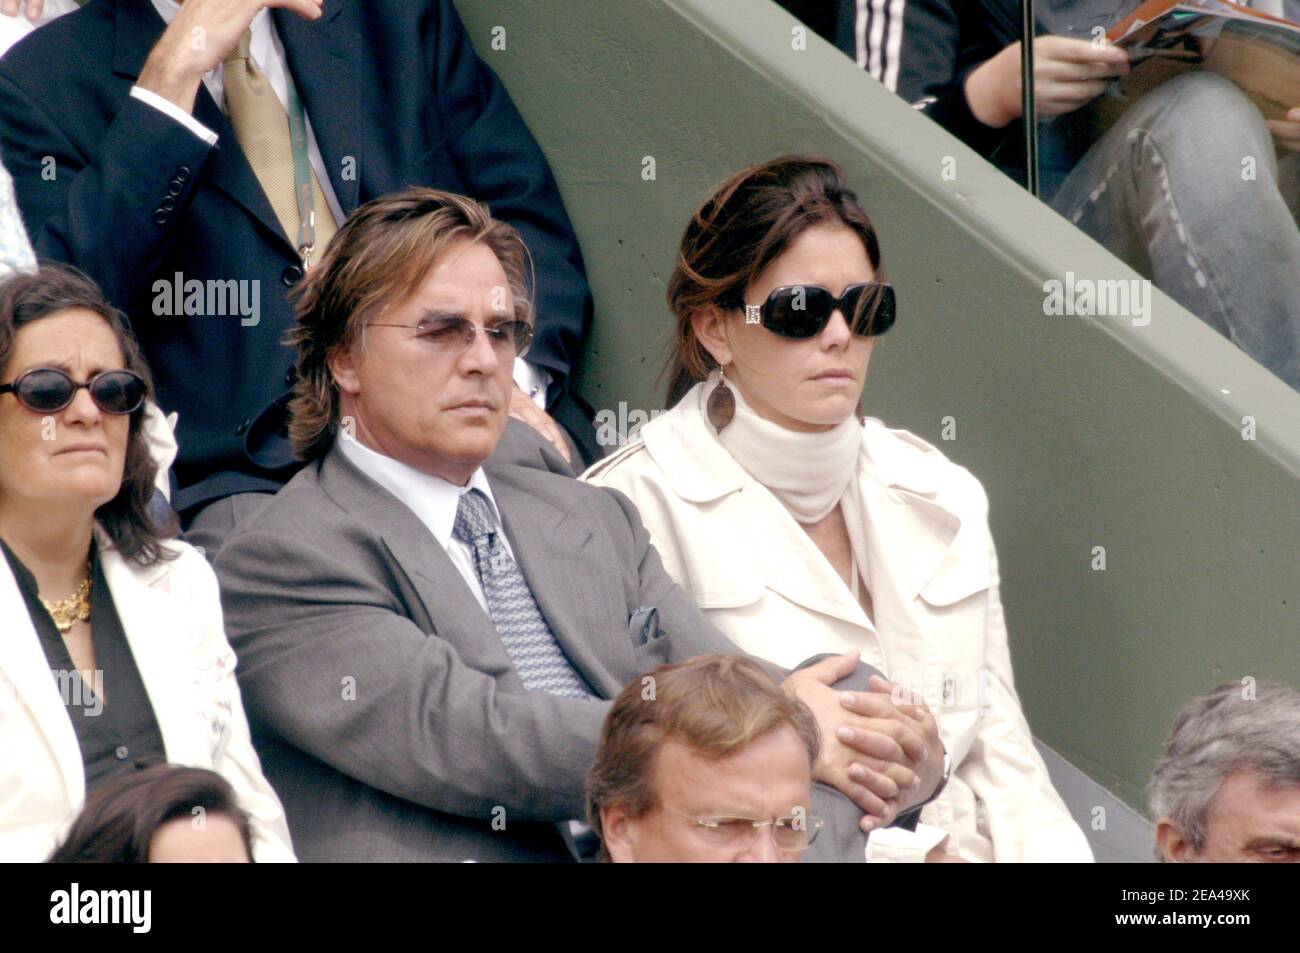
<box><xmin>1150</xmin><ymin>681</ymin><xmax>1300</xmax><ymax>863</ymax></box>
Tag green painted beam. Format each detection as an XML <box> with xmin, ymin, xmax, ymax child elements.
<box><xmin>455</xmin><ymin>0</ymin><xmax>1300</xmax><ymax>813</ymax></box>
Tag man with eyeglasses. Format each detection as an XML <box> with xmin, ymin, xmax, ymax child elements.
<box><xmin>0</xmin><ymin>0</ymin><xmax>600</xmax><ymax>561</ymax></box>
<box><xmin>588</xmin><ymin>654</ymin><xmax>825</xmax><ymax>863</ymax></box>
<box><xmin>213</xmin><ymin>187</ymin><xmax>950</xmax><ymax>863</ymax></box>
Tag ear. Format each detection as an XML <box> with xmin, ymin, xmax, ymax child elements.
<box><xmin>327</xmin><ymin>346</ymin><xmax>361</xmax><ymax>397</ymax></box>
<box><xmin>1154</xmin><ymin>817</ymin><xmax>1195</xmax><ymax>863</ymax></box>
<box><xmin>599</xmin><ymin>803</ymin><xmax>637</xmax><ymax>864</ymax></box>
<box><xmin>689</xmin><ymin>305</ymin><xmax>734</xmax><ymax>368</ymax></box>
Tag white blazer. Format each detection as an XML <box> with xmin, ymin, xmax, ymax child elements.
<box><xmin>0</xmin><ymin>526</ymin><xmax>295</xmax><ymax>862</ymax></box>
<box><xmin>584</xmin><ymin>394</ymin><xmax>1092</xmax><ymax>862</ymax></box>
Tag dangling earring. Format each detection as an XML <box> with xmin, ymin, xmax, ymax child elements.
<box><xmin>706</xmin><ymin>366</ymin><xmax>735</xmax><ymax>433</ymax></box>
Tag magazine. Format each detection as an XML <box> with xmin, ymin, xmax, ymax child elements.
<box><xmin>1103</xmin><ymin>1</ymin><xmax>1300</xmax><ymax>121</ymax></box>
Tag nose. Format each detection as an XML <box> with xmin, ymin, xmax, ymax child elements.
<box><xmin>738</xmin><ymin>827</ymin><xmax>783</xmax><ymax>864</ymax></box>
<box><xmin>819</xmin><ymin>308</ymin><xmax>853</xmax><ymax>349</ymax></box>
<box><xmin>457</xmin><ymin>323</ymin><xmax>501</xmax><ymax>376</ymax></box>
<box><xmin>62</xmin><ymin>383</ymin><xmax>102</xmax><ymax>427</ymax></box>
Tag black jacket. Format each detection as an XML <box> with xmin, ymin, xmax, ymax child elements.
<box><xmin>0</xmin><ymin>0</ymin><xmax>599</xmax><ymax>511</ymax></box>
<box><xmin>834</xmin><ymin>0</ymin><xmax>1141</xmax><ymax>186</ymax></box>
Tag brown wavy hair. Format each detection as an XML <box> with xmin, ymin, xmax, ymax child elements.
<box><xmin>664</xmin><ymin>155</ymin><xmax>885</xmax><ymax>406</ymax></box>
<box><xmin>0</xmin><ymin>264</ymin><xmax>178</xmax><ymax>566</ymax></box>
<box><xmin>286</xmin><ymin>187</ymin><xmax>534</xmax><ymax>461</ymax></box>
<box><xmin>47</xmin><ymin>763</ymin><xmax>253</xmax><ymax>863</ymax></box>
<box><xmin>585</xmin><ymin>653</ymin><xmax>820</xmax><ymax>862</ymax></box>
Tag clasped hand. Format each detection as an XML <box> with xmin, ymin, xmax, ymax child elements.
<box><xmin>783</xmin><ymin>650</ymin><xmax>946</xmax><ymax>834</ymax></box>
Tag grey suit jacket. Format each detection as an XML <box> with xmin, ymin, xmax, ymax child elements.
<box><xmin>216</xmin><ymin>421</ymin><xmax>886</xmax><ymax>862</ymax></box>
<box><xmin>214</xmin><ymin>421</ymin><xmax>742</xmax><ymax>861</ymax></box>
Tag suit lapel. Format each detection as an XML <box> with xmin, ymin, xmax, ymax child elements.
<box><xmin>0</xmin><ymin>554</ymin><xmax>84</xmax><ymax>804</ymax></box>
<box><xmin>317</xmin><ymin>444</ymin><xmax>630</xmax><ymax>699</ymax></box>
<box><xmin>491</xmin><ymin>474</ymin><xmax>631</xmax><ymax>698</ymax></box>
<box><xmin>275</xmin><ymin>0</ymin><xmax>362</xmax><ymax>214</ymax></box>
<box><xmin>111</xmin><ymin>0</ymin><xmax>302</xmax><ymax>256</ymax></box>
<box><xmin>190</xmin><ymin>90</ymin><xmax>297</xmax><ymax>253</ymax></box>
<box><xmin>316</xmin><ymin>446</ymin><xmax>528</xmax><ymax>690</ymax></box>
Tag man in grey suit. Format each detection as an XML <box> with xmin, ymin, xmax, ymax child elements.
<box><xmin>214</xmin><ymin>188</ymin><xmax>948</xmax><ymax>862</ymax></box>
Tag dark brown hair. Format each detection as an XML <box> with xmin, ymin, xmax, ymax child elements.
<box><xmin>286</xmin><ymin>187</ymin><xmax>534</xmax><ymax>461</ymax></box>
<box><xmin>47</xmin><ymin>763</ymin><xmax>253</xmax><ymax>863</ymax></box>
<box><xmin>0</xmin><ymin>264</ymin><xmax>178</xmax><ymax>566</ymax></box>
<box><xmin>585</xmin><ymin>653</ymin><xmax>820</xmax><ymax>862</ymax></box>
<box><xmin>664</xmin><ymin>154</ymin><xmax>885</xmax><ymax>405</ymax></box>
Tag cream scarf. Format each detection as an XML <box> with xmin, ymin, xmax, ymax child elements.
<box><xmin>704</xmin><ymin>371</ymin><xmax>862</xmax><ymax>524</ymax></box>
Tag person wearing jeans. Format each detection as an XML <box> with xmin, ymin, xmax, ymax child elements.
<box><xmin>837</xmin><ymin>0</ymin><xmax>1300</xmax><ymax>390</ymax></box>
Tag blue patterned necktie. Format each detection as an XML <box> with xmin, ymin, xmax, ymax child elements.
<box><xmin>453</xmin><ymin>489</ymin><xmax>594</xmax><ymax>699</ymax></box>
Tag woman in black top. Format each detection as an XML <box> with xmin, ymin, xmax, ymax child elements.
<box><xmin>0</xmin><ymin>264</ymin><xmax>294</xmax><ymax>860</ymax></box>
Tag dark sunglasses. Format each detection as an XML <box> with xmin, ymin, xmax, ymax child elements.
<box><xmin>742</xmin><ymin>282</ymin><xmax>896</xmax><ymax>340</ymax></box>
<box><xmin>0</xmin><ymin>368</ymin><xmax>146</xmax><ymax>415</ymax></box>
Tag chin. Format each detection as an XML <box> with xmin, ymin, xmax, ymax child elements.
<box><xmin>441</xmin><ymin>432</ymin><xmax>502</xmax><ymax>468</ymax></box>
<box><xmin>46</xmin><ymin>468</ymin><xmax>122</xmax><ymax>504</ymax></box>
<box><xmin>792</xmin><ymin>398</ymin><xmax>859</xmax><ymax>429</ymax></box>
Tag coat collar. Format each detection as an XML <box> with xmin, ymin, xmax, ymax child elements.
<box><xmin>0</xmin><ymin>542</ymin><xmax>84</xmax><ymax>803</ymax></box>
<box><xmin>642</xmin><ymin>384</ymin><xmax>945</xmax><ymax>503</ymax></box>
<box><xmin>637</xmin><ymin>390</ymin><xmax>973</xmax><ymax>614</ymax></box>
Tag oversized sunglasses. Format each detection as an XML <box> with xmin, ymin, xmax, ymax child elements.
<box><xmin>0</xmin><ymin>368</ymin><xmax>146</xmax><ymax>415</ymax></box>
<box><xmin>368</xmin><ymin>316</ymin><xmax>534</xmax><ymax>358</ymax></box>
<box><xmin>743</xmin><ymin>282</ymin><xmax>896</xmax><ymax>340</ymax></box>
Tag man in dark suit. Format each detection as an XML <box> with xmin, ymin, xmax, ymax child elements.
<box><xmin>0</xmin><ymin>0</ymin><xmax>598</xmax><ymax>553</ymax></box>
<box><xmin>213</xmin><ymin>188</ymin><xmax>949</xmax><ymax>862</ymax></box>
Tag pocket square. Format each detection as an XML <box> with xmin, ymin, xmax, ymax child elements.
<box><xmin>628</xmin><ymin>605</ymin><xmax>661</xmax><ymax>646</ymax></box>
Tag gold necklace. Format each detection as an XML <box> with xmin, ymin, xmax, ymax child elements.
<box><xmin>39</xmin><ymin>567</ymin><xmax>93</xmax><ymax>635</ymax></box>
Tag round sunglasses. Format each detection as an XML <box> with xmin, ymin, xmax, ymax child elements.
<box><xmin>742</xmin><ymin>282</ymin><xmax>896</xmax><ymax>340</ymax></box>
<box><xmin>0</xmin><ymin>368</ymin><xmax>146</xmax><ymax>415</ymax></box>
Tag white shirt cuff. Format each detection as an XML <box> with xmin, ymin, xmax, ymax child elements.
<box><xmin>513</xmin><ymin>358</ymin><xmax>552</xmax><ymax>410</ymax></box>
<box><xmin>864</xmin><ymin>822</ymin><xmax>951</xmax><ymax>863</ymax></box>
<box><xmin>130</xmin><ymin>85</ymin><xmax>219</xmax><ymax>147</ymax></box>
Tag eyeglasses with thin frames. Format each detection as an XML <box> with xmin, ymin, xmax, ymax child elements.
<box><xmin>367</xmin><ymin>315</ymin><xmax>534</xmax><ymax>358</ymax></box>
<box><xmin>662</xmin><ymin>806</ymin><xmax>824</xmax><ymax>854</ymax></box>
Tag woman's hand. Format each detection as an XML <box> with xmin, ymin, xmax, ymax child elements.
<box><xmin>964</xmin><ymin>35</ymin><xmax>1130</xmax><ymax>129</ymax></box>
<box><xmin>783</xmin><ymin>652</ymin><xmax>933</xmax><ymax>832</ymax></box>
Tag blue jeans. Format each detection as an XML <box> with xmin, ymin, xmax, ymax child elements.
<box><xmin>1047</xmin><ymin>72</ymin><xmax>1300</xmax><ymax>391</ymax></box>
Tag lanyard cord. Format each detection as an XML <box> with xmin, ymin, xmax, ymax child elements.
<box><xmin>284</xmin><ymin>68</ymin><xmax>317</xmax><ymax>268</ymax></box>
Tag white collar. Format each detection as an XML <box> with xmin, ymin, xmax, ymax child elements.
<box><xmin>337</xmin><ymin>436</ymin><xmax>502</xmax><ymax>549</ymax></box>
<box><xmin>150</xmin><ymin>2</ymin><xmax>274</xmax><ymax>65</ymax></box>
<box><xmin>638</xmin><ymin>379</ymin><xmax>944</xmax><ymax>505</ymax></box>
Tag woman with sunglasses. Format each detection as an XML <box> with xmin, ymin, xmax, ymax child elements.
<box><xmin>0</xmin><ymin>264</ymin><xmax>294</xmax><ymax>861</ymax></box>
<box><xmin>584</xmin><ymin>156</ymin><xmax>1090</xmax><ymax>862</ymax></box>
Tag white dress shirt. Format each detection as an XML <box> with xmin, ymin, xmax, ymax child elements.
<box><xmin>337</xmin><ymin>434</ymin><xmax>512</xmax><ymax>618</ymax></box>
<box><xmin>130</xmin><ymin>0</ymin><xmax>550</xmax><ymax>406</ymax></box>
